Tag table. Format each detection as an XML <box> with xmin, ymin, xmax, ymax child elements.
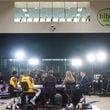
<box><xmin>18</xmin><ymin>84</ymin><xmax>65</xmax><ymax>89</ymax></box>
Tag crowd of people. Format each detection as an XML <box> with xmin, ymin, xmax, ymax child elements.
<box><xmin>0</xmin><ymin>70</ymin><xmax>90</xmax><ymax>108</ymax></box>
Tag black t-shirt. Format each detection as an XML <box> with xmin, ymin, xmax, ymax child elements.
<box><xmin>45</xmin><ymin>75</ymin><xmax>56</xmax><ymax>84</ymax></box>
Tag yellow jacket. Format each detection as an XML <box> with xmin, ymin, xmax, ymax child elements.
<box><xmin>21</xmin><ymin>75</ymin><xmax>33</xmax><ymax>92</ymax></box>
<box><xmin>9</xmin><ymin>77</ymin><xmax>17</xmax><ymax>89</ymax></box>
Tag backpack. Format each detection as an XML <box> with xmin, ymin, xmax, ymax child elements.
<box><xmin>21</xmin><ymin>82</ymin><xmax>29</xmax><ymax>91</ymax></box>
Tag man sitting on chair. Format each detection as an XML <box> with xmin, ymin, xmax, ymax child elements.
<box><xmin>79</xmin><ymin>72</ymin><xmax>89</xmax><ymax>94</ymax></box>
<box><xmin>8</xmin><ymin>71</ymin><xmax>18</xmax><ymax>97</ymax></box>
<box><xmin>20</xmin><ymin>72</ymin><xmax>41</xmax><ymax>105</ymax></box>
<box><xmin>75</xmin><ymin>71</ymin><xmax>89</xmax><ymax>106</ymax></box>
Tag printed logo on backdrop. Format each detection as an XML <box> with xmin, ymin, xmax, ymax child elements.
<box><xmin>97</xmin><ymin>8</ymin><xmax>110</xmax><ymax>26</ymax></box>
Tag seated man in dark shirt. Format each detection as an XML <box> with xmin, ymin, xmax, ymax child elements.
<box><xmin>44</xmin><ymin>70</ymin><xmax>57</xmax><ymax>105</ymax></box>
<box><xmin>73</xmin><ymin>72</ymin><xmax>89</xmax><ymax>106</ymax></box>
<box><xmin>79</xmin><ymin>72</ymin><xmax>89</xmax><ymax>94</ymax></box>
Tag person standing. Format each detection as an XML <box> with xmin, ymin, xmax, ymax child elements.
<box><xmin>44</xmin><ymin>70</ymin><xmax>57</xmax><ymax>105</ymax></box>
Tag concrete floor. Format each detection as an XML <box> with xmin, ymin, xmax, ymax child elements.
<box><xmin>0</xmin><ymin>98</ymin><xmax>14</xmax><ymax>110</ymax></box>
<box><xmin>86</xmin><ymin>95</ymin><xmax>110</xmax><ymax>110</ymax></box>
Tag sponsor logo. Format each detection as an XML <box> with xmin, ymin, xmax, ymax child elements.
<box><xmin>97</xmin><ymin>8</ymin><xmax>110</xmax><ymax>26</ymax></box>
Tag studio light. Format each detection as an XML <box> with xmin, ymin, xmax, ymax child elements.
<box><xmin>96</xmin><ymin>51</ymin><xmax>107</xmax><ymax>62</ymax></box>
<box><xmin>15</xmin><ymin>50</ymin><xmax>25</xmax><ymax>61</ymax></box>
<box><xmin>86</xmin><ymin>53</ymin><xmax>95</xmax><ymax>62</ymax></box>
<box><xmin>71</xmin><ymin>58</ymin><xmax>83</xmax><ymax>67</ymax></box>
<box><xmin>29</xmin><ymin>58</ymin><xmax>39</xmax><ymax>65</ymax></box>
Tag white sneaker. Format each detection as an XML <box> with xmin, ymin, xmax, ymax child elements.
<box><xmin>66</xmin><ymin>103</ymin><xmax>74</xmax><ymax>110</ymax></box>
<box><xmin>30</xmin><ymin>99</ymin><xmax>36</xmax><ymax>105</ymax></box>
<box><xmin>46</xmin><ymin>99</ymin><xmax>50</xmax><ymax>105</ymax></box>
<box><xmin>80</xmin><ymin>97</ymin><xmax>85</xmax><ymax>103</ymax></box>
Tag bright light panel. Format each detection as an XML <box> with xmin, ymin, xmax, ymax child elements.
<box><xmin>29</xmin><ymin>58</ymin><xmax>39</xmax><ymax>65</ymax></box>
<box><xmin>71</xmin><ymin>58</ymin><xmax>83</xmax><ymax>67</ymax></box>
<box><xmin>15</xmin><ymin>50</ymin><xmax>25</xmax><ymax>60</ymax></box>
<box><xmin>86</xmin><ymin>53</ymin><xmax>95</xmax><ymax>62</ymax></box>
<box><xmin>96</xmin><ymin>51</ymin><xmax>107</xmax><ymax>62</ymax></box>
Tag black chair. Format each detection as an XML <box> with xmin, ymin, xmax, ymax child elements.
<box><xmin>43</xmin><ymin>81</ymin><xmax>56</xmax><ymax>110</ymax></box>
<box><xmin>83</xmin><ymin>82</ymin><xmax>92</xmax><ymax>103</ymax></box>
<box><xmin>76</xmin><ymin>83</ymin><xmax>92</xmax><ymax>110</ymax></box>
<box><xmin>65</xmin><ymin>82</ymin><xmax>76</xmax><ymax>104</ymax></box>
<box><xmin>65</xmin><ymin>82</ymin><xmax>76</xmax><ymax>95</ymax></box>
